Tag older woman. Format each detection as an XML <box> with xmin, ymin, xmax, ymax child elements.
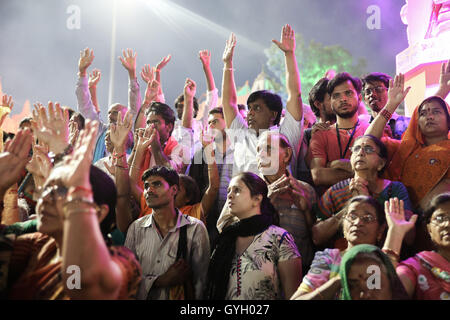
<box><xmin>384</xmin><ymin>193</ymin><xmax>450</xmax><ymax>300</ymax></box>
<box><xmin>3</xmin><ymin>120</ymin><xmax>141</xmax><ymax>299</ymax></box>
<box><xmin>291</xmin><ymin>195</ymin><xmax>416</xmax><ymax>300</ymax></box>
<box><xmin>365</xmin><ymin>73</ymin><xmax>449</xmax><ymax>212</ymax></box>
<box><xmin>312</xmin><ymin>134</ymin><xmax>413</xmax><ymax>249</ymax></box>
<box><xmin>205</xmin><ymin>172</ymin><xmax>302</xmax><ymax>300</ymax></box>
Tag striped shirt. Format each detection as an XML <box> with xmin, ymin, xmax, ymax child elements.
<box><xmin>125</xmin><ymin>210</ymin><xmax>210</xmax><ymax>300</ymax></box>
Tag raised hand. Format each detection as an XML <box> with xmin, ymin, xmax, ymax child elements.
<box><xmin>272</xmin><ymin>24</ymin><xmax>296</xmax><ymax>53</ymax></box>
<box><xmin>68</xmin><ymin>121</ymin><xmax>80</xmax><ymax>146</ymax></box>
<box><xmin>386</xmin><ymin>73</ymin><xmax>411</xmax><ymax>111</ymax></box>
<box><xmin>78</xmin><ymin>48</ymin><xmax>94</xmax><ymax>76</ymax></box>
<box><xmin>199</xmin><ymin>50</ymin><xmax>211</xmax><ymax>67</ymax></box>
<box><xmin>135</xmin><ymin>126</ymin><xmax>154</xmax><ymax>155</ymax></box>
<box><xmin>109</xmin><ymin>110</ymin><xmax>133</xmax><ymax>151</ymax></box>
<box><xmin>31</xmin><ymin>101</ymin><xmax>70</xmax><ymax>155</ymax></box>
<box><xmin>0</xmin><ymin>94</ymin><xmax>14</xmax><ymax>127</ymax></box>
<box><xmin>156</xmin><ymin>54</ymin><xmax>171</xmax><ymax>72</ymax></box>
<box><xmin>141</xmin><ymin>64</ymin><xmax>155</xmax><ymax>84</ymax></box>
<box><xmin>222</xmin><ymin>33</ymin><xmax>236</xmax><ymax>64</ymax></box>
<box><xmin>437</xmin><ymin>59</ymin><xmax>450</xmax><ymax>98</ymax></box>
<box><xmin>184</xmin><ymin>78</ymin><xmax>197</xmax><ymax>100</ymax></box>
<box><xmin>26</xmin><ymin>141</ymin><xmax>52</xmax><ymax>189</ymax></box>
<box><xmin>88</xmin><ymin>69</ymin><xmax>101</xmax><ymax>88</ymax></box>
<box><xmin>119</xmin><ymin>48</ymin><xmax>137</xmax><ymax>78</ymax></box>
<box><xmin>385</xmin><ymin>197</ymin><xmax>417</xmax><ymax>235</ymax></box>
<box><xmin>0</xmin><ymin>129</ymin><xmax>33</xmax><ymax>194</ymax></box>
<box><xmin>56</xmin><ymin>120</ymin><xmax>99</xmax><ymax>189</ymax></box>
<box><xmin>143</xmin><ymin>79</ymin><xmax>161</xmax><ymax>105</ymax></box>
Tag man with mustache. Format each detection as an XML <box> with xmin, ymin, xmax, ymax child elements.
<box><xmin>309</xmin><ymin>72</ymin><xmax>371</xmax><ymax>192</ymax></box>
<box><xmin>361</xmin><ymin>72</ymin><xmax>410</xmax><ymax>140</ymax></box>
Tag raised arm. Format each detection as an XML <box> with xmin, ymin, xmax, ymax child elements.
<box><xmin>60</xmin><ymin>120</ymin><xmax>124</xmax><ymax>299</ymax></box>
<box><xmin>199</xmin><ymin>130</ymin><xmax>219</xmax><ymax>221</ymax></box>
<box><xmin>221</xmin><ymin>33</ymin><xmax>239</xmax><ymax>128</ymax></box>
<box><xmin>198</xmin><ymin>50</ymin><xmax>218</xmax><ymax>127</ymax></box>
<box><xmin>435</xmin><ymin>59</ymin><xmax>450</xmax><ymax>99</ymax></box>
<box><xmin>155</xmin><ymin>54</ymin><xmax>171</xmax><ymax>97</ymax></box>
<box><xmin>76</xmin><ymin>48</ymin><xmax>99</xmax><ymax>121</ymax></box>
<box><xmin>119</xmin><ymin>48</ymin><xmax>141</xmax><ymax>127</ymax></box>
<box><xmin>88</xmin><ymin>69</ymin><xmax>101</xmax><ymax>114</ymax></box>
<box><xmin>0</xmin><ymin>94</ymin><xmax>13</xmax><ymax>129</ymax></box>
<box><xmin>272</xmin><ymin>24</ymin><xmax>303</xmax><ymax>121</ymax></box>
<box><xmin>365</xmin><ymin>74</ymin><xmax>410</xmax><ymax>138</ymax></box>
<box><xmin>182</xmin><ymin>78</ymin><xmax>196</xmax><ymax>130</ymax></box>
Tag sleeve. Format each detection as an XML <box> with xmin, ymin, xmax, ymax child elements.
<box><xmin>109</xmin><ymin>246</ymin><xmax>142</xmax><ymax>299</ymax></box>
<box><xmin>278</xmin><ymin>230</ymin><xmax>301</xmax><ymax>262</ymax></box>
<box><xmin>280</xmin><ymin>109</ymin><xmax>304</xmax><ymax>159</ymax></box>
<box><xmin>316</xmin><ymin>181</ymin><xmax>351</xmax><ymax>220</ymax></box>
<box><xmin>229</xmin><ymin>112</ymin><xmax>247</xmax><ymax>130</ymax></box>
<box><xmin>75</xmin><ymin>75</ymin><xmax>100</xmax><ymax>122</ymax></box>
<box><xmin>3</xmin><ymin>220</ymin><xmax>37</xmax><ymax>236</ymax></box>
<box><xmin>189</xmin><ymin>221</ymin><xmax>211</xmax><ymax>300</ymax></box>
<box><xmin>298</xmin><ymin>249</ymin><xmax>335</xmax><ymax>293</ymax></box>
<box><xmin>309</xmin><ymin>130</ymin><xmax>328</xmax><ymax>160</ymax></box>
<box><xmin>316</xmin><ymin>187</ymin><xmax>336</xmax><ymax>220</ymax></box>
<box><xmin>128</xmin><ymin>78</ymin><xmax>141</xmax><ymax>130</ymax></box>
<box><xmin>199</xmin><ymin>88</ymin><xmax>219</xmax><ymax>128</ymax></box>
<box><xmin>396</xmin><ymin>257</ymin><xmax>419</xmax><ymax>288</ymax></box>
<box><xmin>392</xmin><ymin>182</ymin><xmax>413</xmax><ymax>213</ymax></box>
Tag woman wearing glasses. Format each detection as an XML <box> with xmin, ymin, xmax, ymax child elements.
<box><xmin>291</xmin><ymin>195</ymin><xmax>416</xmax><ymax>299</ymax></box>
<box><xmin>383</xmin><ymin>193</ymin><xmax>450</xmax><ymax>300</ymax></box>
<box><xmin>312</xmin><ymin>134</ymin><xmax>414</xmax><ymax>250</ymax></box>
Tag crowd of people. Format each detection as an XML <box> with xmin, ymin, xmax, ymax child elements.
<box><xmin>0</xmin><ymin>24</ymin><xmax>449</xmax><ymax>300</ymax></box>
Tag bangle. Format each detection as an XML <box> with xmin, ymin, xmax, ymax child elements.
<box><xmin>223</xmin><ymin>67</ymin><xmax>234</xmax><ymax>71</ymax></box>
<box><xmin>115</xmin><ymin>164</ymin><xmax>129</xmax><ymax>170</ymax></box>
<box><xmin>63</xmin><ymin>199</ymin><xmax>100</xmax><ymax>218</ymax></box>
<box><xmin>113</xmin><ymin>152</ymin><xmax>126</xmax><ymax>159</ymax></box>
<box><xmin>382</xmin><ymin>248</ymin><xmax>400</xmax><ymax>261</ymax></box>
<box><xmin>380</xmin><ymin>108</ymin><xmax>392</xmax><ymax>121</ymax></box>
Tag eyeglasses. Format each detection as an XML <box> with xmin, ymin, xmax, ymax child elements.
<box><xmin>345</xmin><ymin>213</ymin><xmax>377</xmax><ymax>224</ymax></box>
<box><xmin>350</xmin><ymin>145</ymin><xmax>379</xmax><ymax>155</ymax></box>
<box><xmin>41</xmin><ymin>185</ymin><xmax>68</xmax><ymax>202</ymax></box>
<box><xmin>364</xmin><ymin>86</ymin><xmax>386</xmax><ymax>96</ymax></box>
<box><xmin>431</xmin><ymin>215</ymin><xmax>450</xmax><ymax>226</ymax></box>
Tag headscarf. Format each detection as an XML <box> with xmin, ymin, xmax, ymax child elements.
<box><xmin>339</xmin><ymin>244</ymin><xmax>409</xmax><ymax>300</ymax></box>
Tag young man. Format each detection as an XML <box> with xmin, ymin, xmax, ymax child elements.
<box><xmin>361</xmin><ymin>72</ymin><xmax>410</xmax><ymax>139</ymax></box>
<box><xmin>124</xmin><ymin>166</ymin><xmax>210</xmax><ymax>300</ymax></box>
<box><xmin>221</xmin><ymin>25</ymin><xmax>303</xmax><ymax>177</ymax></box>
<box><xmin>309</xmin><ymin>72</ymin><xmax>371</xmax><ymax>191</ymax></box>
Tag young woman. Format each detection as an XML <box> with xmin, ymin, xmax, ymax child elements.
<box><xmin>205</xmin><ymin>172</ymin><xmax>302</xmax><ymax>300</ymax></box>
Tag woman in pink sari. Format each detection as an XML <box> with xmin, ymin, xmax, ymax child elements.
<box><xmin>384</xmin><ymin>193</ymin><xmax>450</xmax><ymax>299</ymax></box>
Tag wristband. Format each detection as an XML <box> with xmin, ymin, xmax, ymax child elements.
<box><xmin>63</xmin><ymin>199</ymin><xmax>100</xmax><ymax>218</ymax></box>
<box><xmin>223</xmin><ymin>67</ymin><xmax>234</xmax><ymax>71</ymax></box>
<box><xmin>67</xmin><ymin>186</ymin><xmax>93</xmax><ymax>199</ymax></box>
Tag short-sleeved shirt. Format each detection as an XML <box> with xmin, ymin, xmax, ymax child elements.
<box><xmin>227</xmin><ymin>110</ymin><xmax>303</xmax><ymax>176</ymax></box>
<box><xmin>316</xmin><ymin>179</ymin><xmax>413</xmax><ymax>220</ymax></box>
<box><xmin>299</xmin><ymin>248</ymin><xmax>341</xmax><ymax>297</ymax></box>
<box><xmin>225</xmin><ymin>225</ymin><xmax>301</xmax><ymax>300</ymax></box>
<box><xmin>310</xmin><ymin>121</ymin><xmax>370</xmax><ymax>163</ymax></box>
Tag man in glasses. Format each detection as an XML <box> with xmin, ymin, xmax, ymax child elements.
<box><xmin>361</xmin><ymin>72</ymin><xmax>410</xmax><ymax>140</ymax></box>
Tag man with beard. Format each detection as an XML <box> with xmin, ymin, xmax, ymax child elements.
<box><xmin>124</xmin><ymin>166</ymin><xmax>210</xmax><ymax>300</ymax></box>
<box><xmin>309</xmin><ymin>72</ymin><xmax>371</xmax><ymax>192</ymax></box>
<box><xmin>361</xmin><ymin>72</ymin><xmax>410</xmax><ymax>140</ymax></box>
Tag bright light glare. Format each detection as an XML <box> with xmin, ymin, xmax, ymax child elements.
<box><xmin>140</xmin><ymin>0</ymin><xmax>266</xmax><ymax>52</ymax></box>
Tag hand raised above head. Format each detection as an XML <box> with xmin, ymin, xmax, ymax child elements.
<box><xmin>385</xmin><ymin>197</ymin><xmax>417</xmax><ymax>234</ymax></box>
<box><xmin>119</xmin><ymin>48</ymin><xmax>137</xmax><ymax>74</ymax></box>
<box><xmin>88</xmin><ymin>69</ymin><xmax>101</xmax><ymax>87</ymax></box>
<box><xmin>272</xmin><ymin>24</ymin><xmax>296</xmax><ymax>53</ymax></box>
<box><xmin>78</xmin><ymin>47</ymin><xmax>94</xmax><ymax>74</ymax></box>
<box><xmin>141</xmin><ymin>64</ymin><xmax>155</xmax><ymax>84</ymax></box>
<box><xmin>0</xmin><ymin>94</ymin><xmax>14</xmax><ymax>127</ymax></box>
<box><xmin>183</xmin><ymin>78</ymin><xmax>197</xmax><ymax>99</ymax></box>
<box><xmin>31</xmin><ymin>101</ymin><xmax>70</xmax><ymax>155</ymax></box>
<box><xmin>109</xmin><ymin>110</ymin><xmax>133</xmax><ymax>151</ymax></box>
<box><xmin>156</xmin><ymin>54</ymin><xmax>171</xmax><ymax>72</ymax></box>
<box><xmin>198</xmin><ymin>49</ymin><xmax>211</xmax><ymax>67</ymax></box>
<box><xmin>222</xmin><ymin>33</ymin><xmax>236</xmax><ymax>64</ymax></box>
<box><xmin>386</xmin><ymin>73</ymin><xmax>411</xmax><ymax>111</ymax></box>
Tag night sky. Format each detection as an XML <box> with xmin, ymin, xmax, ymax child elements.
<box><xmin>0</xmin><ymin>0</ymin><xmax>408</xmax><ymax>121</ymax></box>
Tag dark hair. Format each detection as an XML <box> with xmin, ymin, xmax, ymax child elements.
<box><xmin>353</xmin><ymin>134</ymin><xmax>388</xmax><ymax>176</ymax></box>
<box><xmin>418</xmin><ymin>96</ymin><xmax>450</xmax><ymax>130</ymax></box>
<box><xmin>174</xmin><ymin>94</ymin><xmax>199</xmax><ymax>118</ymax></box>
<box><xmin>234</xmin><ymin>172</ymin><xmax>279</xmax><ymax>226</ymax></box>
<box><xmin>209</xmin><ymin>107</ymin><xmax>224</xmax><ymax>117</ymax></box>
<box><xmin>141</xmin><ymin>165</ymin><xmax>179</xmax><ymax>188</ymax></box>
<box><xmin>19</xmin><ymin>117</ymin><xmax>32</xmax><ymax>128</ymax></box>
<box><xmin>89</xmin><ymin>165</ymin><xmax>117</xmax><ymax>239</ymax></box>
<box><xmin>70</xmin><ymin>112</ymin><xmax>85</xmax><ymax>130</ymax></box>
<box><xmin>237</xmin><ymin>104</ymin><xmax>247</xmax><ymax>111</ymax></box>
<box><xmin>345</xmin><ymin>195</ymin><xmax>386</xmax><ymax>226</ymax></box>
<box><xmin>309</xmin><ymin>78</ymin><xmax>329</xmax><ymax>117</ymax></box>
<box><xmin>145</xmin><ymin>102</ymin><xmax>176</xmax><ymax>135</ymax></box>
<box><xmin>423</xmin><ymin>193</ymin><xmax>450</xmax><ymax>224</ymax></box>
<box><xmin>179</xmin><ymin>174</ymin><xmax>201</xmax><ymax>205</ymax></box>
<box><xmin>327</xmin><ymin>72</ymin><xmax>362</xmax><ymax>95</ymax></box>
<box><xmin>361</xmin><ymin>72</ymin><xmax>392</xmax><ymax>91</ymax></box>
<box><xmin>247</xmin><ymin>90</ymin><xmax>283</xmax><ymax>126</ymax></box>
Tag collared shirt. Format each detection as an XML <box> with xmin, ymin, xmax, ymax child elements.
<box><xmin>125</xmin><ymin>210</ymin><xmax>210</xmax><ymax>300</ymax></box>
<box><xmin>227</xmin><ymin>110</ymin><xmax>303</xmax><ymax>177</ymax></box>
